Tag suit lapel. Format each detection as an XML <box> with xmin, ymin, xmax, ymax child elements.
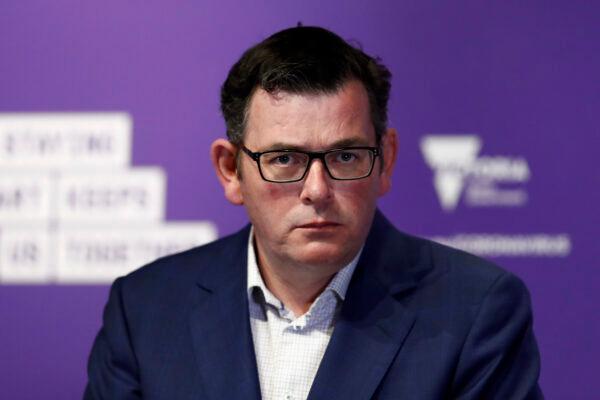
<box><xmin>188</xmin><ymin>226</ymin><xmax>262</xmax><ymax>400</ymax></box>
<box><xmin>308</xmin><ymin>211</ymin><xmax>433</xmax><ymax>400</ymax></box>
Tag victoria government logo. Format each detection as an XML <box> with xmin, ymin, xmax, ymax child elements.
<box><xmin>419</xmin><ymin>134</ymin><xmax>571</xmax><ymax>258</ymax></box>
<box><xmin>420</xmin><ymin>135</ymin><xmax>530</xmax><ymax>211</ymax></box>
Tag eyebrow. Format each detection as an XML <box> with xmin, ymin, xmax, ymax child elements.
<box><xmin>261</xmin><ymin>137</ymin><xmax>373</xmax><ymax>152</ymax></box>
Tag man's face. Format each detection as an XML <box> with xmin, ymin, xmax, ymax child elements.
<box><xmin>236</xmin><ymin>80</ymin><xmax>395</xmax><ymax>272</ymax></box>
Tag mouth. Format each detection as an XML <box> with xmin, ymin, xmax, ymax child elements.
<box><xmin>297</xmin><ymin>221</ymin><xmax>341</xmax><ymax>229</ymax></box>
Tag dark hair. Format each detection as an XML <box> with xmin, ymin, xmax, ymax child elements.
<box><xmin>220</xmin><ymin>26</ymin><xmax>392</xmax><ymax>146</ymax></box>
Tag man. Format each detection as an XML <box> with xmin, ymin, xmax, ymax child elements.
<box><xmin>85</xmin><ymin>26</ymin><xmax>543</xmax><ymax>399</ymax></box>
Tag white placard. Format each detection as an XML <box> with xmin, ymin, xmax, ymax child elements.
<box><xmin>56</xmin><ymin>222</ymin><xmax>217</xmax><ymax>283</ymax></box>
<box><xmin>0</xmin><ymin>113</ymin><xmax>131</xmax><ymax>168</ymax></box>
<box><xmin>57</xmin><ymin>168</ymin><xmax>166</xmax><ymax>223</ymax></box>
<box><xmin>0</xmin><ymin>227</ymin><xmax>52</xmax><ymax>283</ymax></box>
<box><xmin>0</xmin><ymin>172</ymin><xmax>53</xmax><ymax>223</ymax></box>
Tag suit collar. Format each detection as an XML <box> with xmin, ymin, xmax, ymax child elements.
<box><xmin>361</xmin><ymin>209</ymin><xmax>435</xmax><ymax>295</ymax></box>
<box><xmin>193</xmin><ymin>224</ymin><xmax>251</xmax><ymax>292</ymax></box>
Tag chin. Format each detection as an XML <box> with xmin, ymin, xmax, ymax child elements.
<box><xmin>291</xmin><ymin>241</ymin><xmax>358</xmax><ymax>269</ymax></box>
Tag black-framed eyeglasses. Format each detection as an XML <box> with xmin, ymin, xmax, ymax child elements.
<box><xmin>241</xmin><ymin>145</ymin><xmax>380</xmax><ymax>183</ymax></box>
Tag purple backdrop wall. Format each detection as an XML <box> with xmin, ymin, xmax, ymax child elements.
<box><xmin>1</xmin><ymin>1</ymin><xmax>598</xmax><ymax>398</ymax></box>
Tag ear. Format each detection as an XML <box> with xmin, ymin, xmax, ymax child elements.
<box><xmin>378</xmin><ymin>128</ymin><xmax>398</xmax><ymax>196</ymax></box>
<box><xmin>210</xmin><ymin>138</ymin><xmax>244</xmax><ymax>205</ymax></box>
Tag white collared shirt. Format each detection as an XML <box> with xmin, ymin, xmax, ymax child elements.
<box><xmin>247</xmin><ymin>228</ymin><xmax>361</xmax><ymax>400</ymax></box>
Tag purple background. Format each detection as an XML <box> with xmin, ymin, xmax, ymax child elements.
<box><xmin>1</xmin><ymin>1</ymin><xmax>598</xmax><ymax>398</ymax></box>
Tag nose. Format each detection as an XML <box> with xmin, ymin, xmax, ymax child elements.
<box><xmin>299</xmin><ymin>159</ymin><xmax>333</xmax><ymax>206</ymax></box>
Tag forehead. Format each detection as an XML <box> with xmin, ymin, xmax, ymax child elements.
<box><xmin>244</xmin><ymin>80</ymin><xmax>375</xmax><ymax>149</ymax></box>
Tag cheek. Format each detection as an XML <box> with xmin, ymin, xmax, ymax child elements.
<box><xmin>246</xmin><ymin>182</ymin><xmax>296</xmax><ymax>221</ymax></box>
<box><xmin>241</xmin><ymin>172</ymin><xmax>289</xmax><ymax>202</ymax></box>
<box><xmin>337</xmin><ymin>179</ymin><xmax>379</xmax><ymax>204</ymax></box>
<box><xmin>264</xmin><ymin>182</ymin><xmax>291</xmax><ymax>200</ymax></box>
<box><xmin>334</xmin><ymin>181</ymin><xmax>380</xmax><ymax>228</ymax></box>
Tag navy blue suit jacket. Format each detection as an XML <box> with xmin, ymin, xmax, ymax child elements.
<box><xmin>84</xmin><ymin>211</ymin><xmax>543</xmax><ymax>399</ymax></box>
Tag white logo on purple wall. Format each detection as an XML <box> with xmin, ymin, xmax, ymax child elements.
<box><xmin>420</xmin><ymin>135</ymin><xmax>530</xmax><ymax>211</ymax></box>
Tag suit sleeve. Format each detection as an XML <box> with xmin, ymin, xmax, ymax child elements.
<box><xmin>451</xmin><ymin>272</ymin><xmax>544</xmax><ymax>400</ymax></box>
<box><xmin>83</xmin><ymin>277</ymin><xmax>142</xmax><ymax>400</ymax></box>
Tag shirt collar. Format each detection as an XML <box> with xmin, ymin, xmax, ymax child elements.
<box><xmin>246</xmin><ymin>226</ymin><xmax>362</xmax><ymax>308</ymax></box>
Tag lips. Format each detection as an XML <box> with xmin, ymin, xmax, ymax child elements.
<box><xmin>297</xmin><ymin>221</ymin><xmax>341</xmax><ymax>229</ymax></box>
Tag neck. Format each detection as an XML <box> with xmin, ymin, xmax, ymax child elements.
<box><xmin>259</xmin><ymin>261</ymin><xmax>334</xmax><ymax>317</ymax></box>
<box><xmin>253</xmin><ymin>240</ymin><xmax>346</xmax><ymax>317</ymax></box>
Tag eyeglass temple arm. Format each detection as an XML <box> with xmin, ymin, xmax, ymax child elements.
<box><xmin>241</xmin><ymin>146</ymin><xmax>261</xmax><ymax>161</ymax></box>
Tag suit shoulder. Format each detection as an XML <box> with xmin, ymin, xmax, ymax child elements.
<box><xmin>392</xmin><ymin>229</ymin><xmax>524</xmax><ymax>301</ymax></box>
<box><xmin>389</xmin><ymin>231</ymin><xmax>533</xmax><ymax>330</ymax></box>
<box><xmin>426</xmin><ymin>235</ymin><xmax>505</xmax><ymax>281</ymax></box>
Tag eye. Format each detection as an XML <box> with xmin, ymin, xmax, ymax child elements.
<box><xmin>275</xmin><ymin>154</ymin><xmax>291</xmax><ymax>164</ymax></box>
<box><xmin>336</xmin><ymin>151</ymin><xmax>358</xmax><ymax>163</ymax></box>
<box><xmin>264</xmin><ymin>152</ymin><xmax>303</xmax><ymax>166</ymax></box>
